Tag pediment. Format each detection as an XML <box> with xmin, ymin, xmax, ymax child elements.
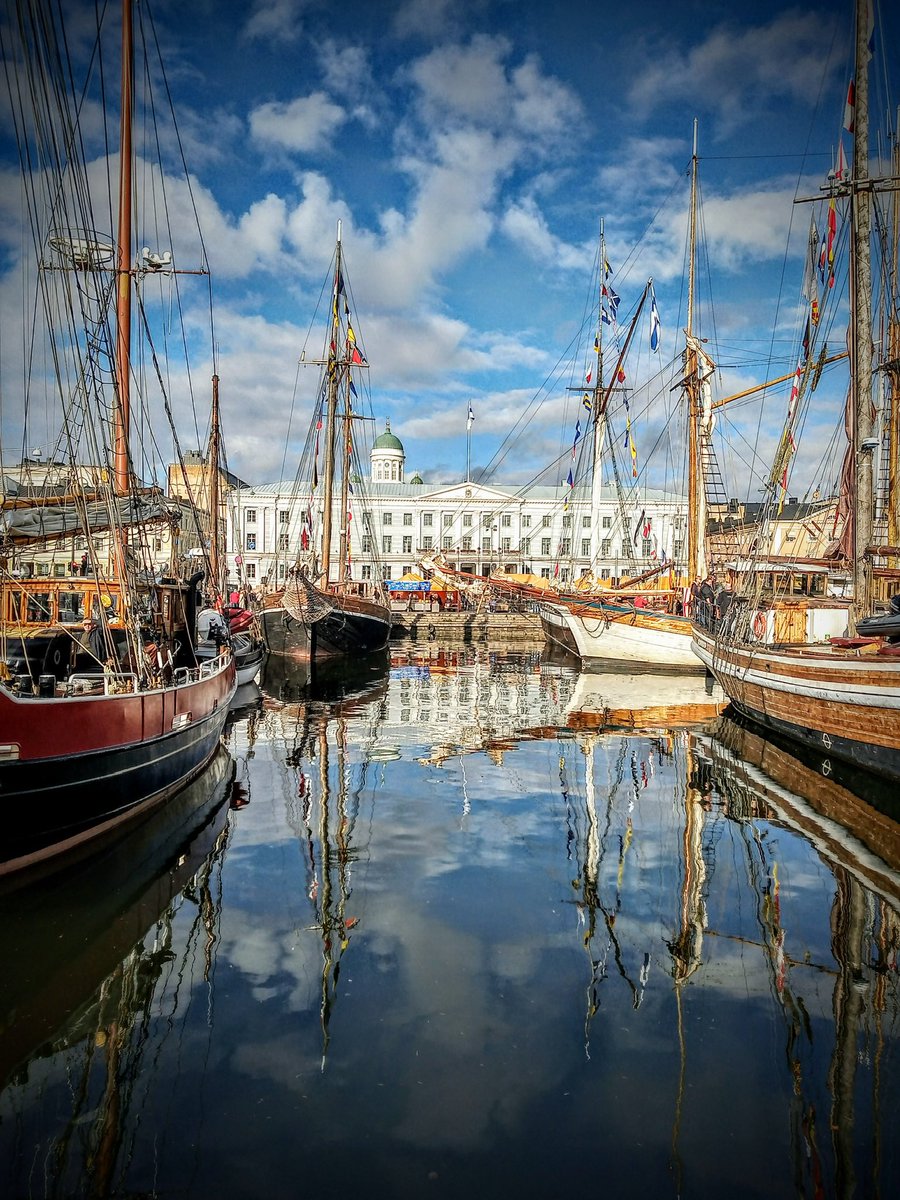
<box><xmin>416</xmin><ymin>482</ymin><xmax>517</xmax><ymax>504</ymax></box>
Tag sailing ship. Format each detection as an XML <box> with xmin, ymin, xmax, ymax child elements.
<box><xmin>691</xmin><ymin>0</ymin><xmax>900</xmax><ymax>781</ymax></box>
<box><xmin>0</xmin><ymin>0</ymin><xmax>236</xmax><ymax>876</ymax></box>
<box><xmin>538</xmin><ymin>125</ymin><xmax>714</xmax><ymax>671</ymax></box>
<box><xmin>260</xmin><ymin>225</ymin><xmax>392</xmax><ymax>660</ymax></box>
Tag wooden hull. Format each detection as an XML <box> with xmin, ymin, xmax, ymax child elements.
<box><xmin>0</xmin><ymin>654</ymin><xmax>236</xmax><ymax>877</ymax></box>
<box><xmin>540</xmin><ymin>599</ymin><xmax>704</xmax><ymax>671</ymax></box>
<box><xmin>261</xmin><ymin>590</ymin><xmax>391</xmax><ymax>660</ymax></box>
<box><xmin>692</xmin><ymin>626</ymin><xmax>900</xmax><ymax>780</ymax></box>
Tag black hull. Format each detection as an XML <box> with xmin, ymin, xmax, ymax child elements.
<box><xmin>725</xmin><ymin>695</ymin><xmax>900</xmax><ymax>783</ymax></box>
<box><xmin>0</xmin><ymin>701</ymin><xmax>232</xmax><ymax>876</ymax></box>
<box><xmin>261</xmin><ymin>603</ymin><xmax>391</xmax><ymax>659</ymax></box>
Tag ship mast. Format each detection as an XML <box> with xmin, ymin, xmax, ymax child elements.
<box><xmin>208</xmin><ymin>374</ymin><xmax>222</xmax><ymax>600</ymax></box>
<box><xmin>319</xmin><ymin>222</ymin><xmax>343</xmax><ymax>586</ymax></box>
<box><xmin>685</xmin><ymin>118</ymin><xmax>706</xmax><ymax>584</ymax></box>
<box><xmin>851</xmin><ymin>0</ymin><xmax>875</xmax><ymax>626</ymax></box>
<box><xmin>113</xmin><ymin>0</ymin><xmax>133</xmax><ymax>498</ymax></box>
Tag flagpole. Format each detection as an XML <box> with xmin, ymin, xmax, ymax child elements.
<box><xmin>466</xmin><ymin>403</ymin><xmax>473</xmax><ymax>482</ymax></box>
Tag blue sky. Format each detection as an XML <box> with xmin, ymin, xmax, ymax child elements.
<box><xmin>1</xmin><ymin>0</ymin><xmax>897</xmax><ymax>502</ymax></box>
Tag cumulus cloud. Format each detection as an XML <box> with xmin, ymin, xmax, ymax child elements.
<box><xmin>242</xmin><ymin>0</ymin><xmax>308</xmax><ymax>44</ymax></box>
<box><xmin>249</xmin><ymin>92</ymin><xmax>348</xmax><ymax>154</ymax></box>
<box><xmin>628</xmin><ymin>10</ymin><xmax>841</xmax><ymax>136</ymax></box>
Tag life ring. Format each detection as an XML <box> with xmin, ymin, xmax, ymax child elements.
<box><xmin>42</xmin><ymin>633</ymin><xmax>69</xmax><ymax>678</ymax></box>
<box><xmin>752</xmin><ymin>611</ymin><xmax>766</xmax><ymax>639</ymax></box>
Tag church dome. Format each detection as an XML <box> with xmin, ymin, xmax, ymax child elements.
<box><xmin>372</xmin><ymin>419</ymin><xmax>404</xmax><ymax>453</ymax></box>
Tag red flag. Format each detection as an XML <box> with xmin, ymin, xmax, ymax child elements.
<box><xmin>843</xmin><ymin>79</ymin><xmax>855</xmax><ymax>133</ymax></box>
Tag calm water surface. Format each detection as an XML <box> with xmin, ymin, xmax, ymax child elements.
<box><xmin>2</xmin><ymin>646</ymin><xmax>899</xmax><ymax>1199</ymax></box>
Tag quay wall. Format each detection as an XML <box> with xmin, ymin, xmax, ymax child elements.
<box><xmin>389</xmin><ymin>610</ymin><xmax>544</xmax><ymax>644</ymax></box>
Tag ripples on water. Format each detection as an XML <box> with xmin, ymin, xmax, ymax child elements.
<box><xmin>1</xmin><ymin>646</ymin><xmax>898</xmax><ymax>1198</ymax></box>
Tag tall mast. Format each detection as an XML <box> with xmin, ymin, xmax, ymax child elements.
<box><xmin>685</xmin><ymin>119</ymin><xmax>706</xmax><ymax>583</ymax></box>
<box><xmin>113</xmin><ymin>0</ymin><xmax>133</xmax><ymax>497</ymax></box>
<box><xmin>852</xmin><ymin>0</ymin><xmax>874</xmax><ymax>624</ymax></box>
<box><xmin>590</xmin><ymin>221</ymin><xmax>607</xmax><ymax>564</ymax></box>
<box><xmin>887</xmin><ymin>116</ymin><xmax>900</xmax><ymax>550</ymax></box>
<box><xmin>209</xmin><ymin>374</ymin><xmax>222</xmax><ymax>599</ymax></box>
<box><xmin>319</xmin><ymin>222</ymin><xmax>343</xmax><ymax>585</ymax></box>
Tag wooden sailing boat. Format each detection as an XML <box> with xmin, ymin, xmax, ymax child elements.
<box><xmin>0</xmin><ymin>0</ymin><xmax>236</xmax><ymax>876</ymax></box>
<box><xmin>692</xmin><ymin>0</ymin><xmax>900</xmax><ymax>781</ymax></box>
<box><xmin>260</xmin><ymin>223</ymin><xmax>391</xmax><ymax>660</ymax></box>
<box><xmin>539</xmin><ymin>124</ymin><xmax>713</xmax><ymax>671</ymax></box>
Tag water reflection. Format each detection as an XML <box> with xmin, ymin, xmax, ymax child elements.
<box><xmin>1</xmin><ymin>649</ymin><xmax>898</xmax><ymax>1198</ymax></box>
<box><xmin>0</xmin><ymin>746</ymin><xmax>235</xmax><ymax>1193</ymax></box>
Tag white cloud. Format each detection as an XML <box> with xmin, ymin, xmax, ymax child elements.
<box><xmin>242</xmin><ymin>0</ymin><xmax>308</xmax><ymax>44</ymax></box>
<box><xmin>628</xmin><ymin>11</ymin><xmax>841</xmax><ymax>135</ymax></box>
<box><xmin>249</xmin><ymin>92</ymin><xmax>347</xmax><ymax>154</ymax></box>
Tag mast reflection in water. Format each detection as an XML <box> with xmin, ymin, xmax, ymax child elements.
<box><xmin>1</xmin><ymin>645</ymin><xmax>898</xmax><ymax>1199</ymax></box>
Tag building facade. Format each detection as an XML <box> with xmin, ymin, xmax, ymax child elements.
<box><xmin>223</xmin><ymin>424</ymin><xmax>689</xmax><ymax>594</ymax></box>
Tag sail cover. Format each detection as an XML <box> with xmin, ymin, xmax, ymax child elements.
<box><xmin>0</xmin><ymin>494</ymin><xmax>175</xmax><ymax>546</ymax></box>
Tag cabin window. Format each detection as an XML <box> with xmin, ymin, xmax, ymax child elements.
<box><xmin>58</xmin><ymin>591</ymin><xmax>85</xmax><ymax>623</ymax></box>
<box><xmin>53</xmin><ymin>563</ymin><xmax>66</xmax><ymax>577</ymax></box>
<box><xmin>26</xmin><ymin>592</ymin><xmax>52</xmax><ymax>622</ymax></box>
<box><xmin>36</xmin><ymin>562</ymin><xmax>50</xmax><ymax>576</ymax></box>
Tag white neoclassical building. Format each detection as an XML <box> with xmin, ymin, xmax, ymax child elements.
<box><xmin>224</xmin><ymin>422</ymin><xmax>688</xmax><ymax>595</ymax></box>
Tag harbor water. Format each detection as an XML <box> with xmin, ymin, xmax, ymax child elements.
<box><xmin>1</xmin><ymin>645</ymin><xmax>898</xmax><ymax>1198</ymax></box>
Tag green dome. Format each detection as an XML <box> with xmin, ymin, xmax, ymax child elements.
<box><xmin>409</xmin><ymin>472</ymin><xmax>424</xmax><ymax>485</ymax></box>
<box><xmin>372</xmin><ymin>418</ymin><xmax>404</xmax><ymax>453</ymax></box>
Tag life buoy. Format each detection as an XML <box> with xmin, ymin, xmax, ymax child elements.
<box><xmin>752</xmin><ymin>611</ymin><xmax>766</xmax><ymax>639</ymax></box>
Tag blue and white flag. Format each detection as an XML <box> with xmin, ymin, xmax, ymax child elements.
<box><xmin>649</xmin><ymin>290</ymin><xmax>660</xmax><ymax>353</ymax></box>
<box><xmin>467</xmin><ymin>405</ymin><xmax>475</xmax><ymax>430</ymax></box>
<box><xmin>601</xmin><ymin>286</ymin><xmax>620</xmax><ymax>326</ymax></box>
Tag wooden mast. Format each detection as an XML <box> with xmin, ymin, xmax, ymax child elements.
<box><xmin>319</xmin><ymin>222</ymin><xmax>343</xmax><ymax>586</ymax></box>
<box><xmin>113</xmin><ymin>0</ymin><xmax>133</xmax><ymax>498</ymax></box>
<box><xmin>685</xmin><ymin>118</ymin><xmax>704</xmax><ymax>585</ymax></box>
<box><xmin>886</xmin><ymin>115</ymin><xmax>900</xmax><ymax>551</ymax></box>
<box><xmin>208</xmin><ymin>374</ymin><xmax>222</xmax><ymax>600</ymax></box>
<box><xmin>851</xmin><ymin>0</ymin><xmax>875</xmax><ymax>628</ymax></box>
